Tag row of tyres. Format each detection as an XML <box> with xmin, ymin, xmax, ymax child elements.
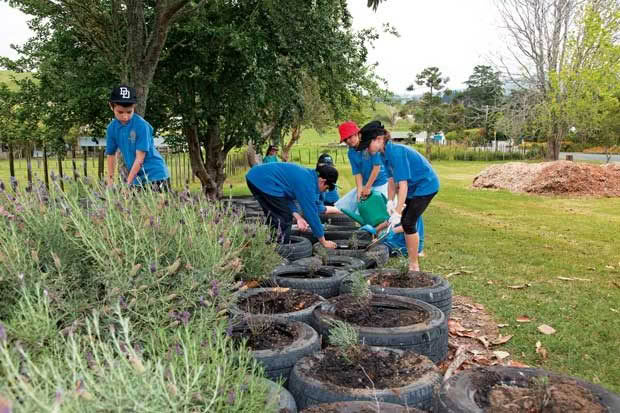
<box><xmin>224</xmin><ymin>195</ymin><xmax>620</xmax><ymax>412</ymax></box>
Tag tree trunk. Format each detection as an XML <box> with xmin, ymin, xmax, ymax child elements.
<box><xmin>282</xmin><ymin>125</ymin><xmax>302</xmax><ymax>162</ymax></box>
<box><xmin>185</xmin><ymin>117</ymin><xmax>228</xmax><ymax>199</ymax></box>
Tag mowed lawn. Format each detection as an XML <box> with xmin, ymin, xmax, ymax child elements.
<box><xmin>229</xmin><ymin>159</ymin><xmax>620</xmax><ymax>393</ymax></box>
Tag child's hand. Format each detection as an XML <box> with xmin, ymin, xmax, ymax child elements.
<box><xmin>360</xmin><ymin>186</ymin><xmax>371</xmax><ymax>198</ymax></box>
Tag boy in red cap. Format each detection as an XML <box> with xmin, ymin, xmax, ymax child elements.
<box><xmin>335</xmin><ymin>121</ymin><xmax>390</xmax><ymax>214</ymax></box>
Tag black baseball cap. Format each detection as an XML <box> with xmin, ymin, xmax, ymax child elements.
<box><xmin>357</xmin><ymin>120</ymin><xmax>386</xmax><ymax>152</ymax></box>
<box><xmin>317</xmin><ymin>153</ymin><xmax>334</xmax><ymax>166</ymax></box>
<box><xmin>109</xmin><ymin>85</ymin><xmax>137</xmax><ymax>104</ymax></box>
<box><xmin>316</xmin><ymin>164</ymin><xmax>339</xmax><ymax>191</ymax></box>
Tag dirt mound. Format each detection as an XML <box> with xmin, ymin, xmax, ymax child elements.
<box><xmin>472</xmin><ymin>161</ymin><xmax>620</xmax><ymax>196</ymax></box>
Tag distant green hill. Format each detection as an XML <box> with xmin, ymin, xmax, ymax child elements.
<box><xmin>0</xmin><ymin>70</ymin><xmax>33</xmax><ymax>90</ymax></box>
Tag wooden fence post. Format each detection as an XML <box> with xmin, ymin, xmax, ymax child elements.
<box><xmin>72</xmin><ymin>146</ymin><xmax>78</xmax><ymax>180</ymax></box>
<box><xmin>98</xmin><ymin>148</ymin><xmax>104</xmax><ymax>182</ymax></box>
<box><xmin>83</xmin><ymin>146</ymin><xmax>88</xmax><ymax>178</ymax></box>
<box><xmin>8</xmin><ymin>144</ymin><xmax>15</xmax><ymax>183</ymax></box>
<box><xmin>43</xmin><ymin>146</ymin><xmax>49</xmax><ymax>190</ymax></box>
<box><xmin>58</xmin><ymin>154</ymin><xmax>65</xmax><ymax>191</ymax></box>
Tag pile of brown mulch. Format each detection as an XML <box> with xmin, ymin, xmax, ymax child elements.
<box><xmin>472</xmin><ymin>161</ymin><xmax>620</xmax><ymax>196</ymax></box>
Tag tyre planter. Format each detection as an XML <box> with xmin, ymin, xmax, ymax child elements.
<box><xmin>271</xmin><ymin>265</ymin><xmax>348</xmax><ymax>299</ymax></box>
<box><xmin>320</xmin><ymin>212</ymin><xmax>357</xmax><ymax>226</ymax></box>
<box><xmin>234</xmin><ymin>317</ymin><xmax>320</xmax><ymax>384</ymax></box>
<box><xmin>289</xmin><ymin>346</ymin><xmax>441</xmax><ymax>410</ymax></box>
<box><xmin>300</xmin><ymin>401</ymin><xmax>423</xmax><ymax>412</ymax></box>
<box><xmin>340</xmin><ymin>269</ymin><xmax>452</xmax><ymax>316</ymax></box>
<box><xmin>312</xmin><ymin>294</ymin><xmax>448</xmax><ymax>363</ymax></box>
<box><xmin>313</xmin><ymin>239</ymin><xmax>390</xmax><ymax>268</ymax></box>
<box><xmin>277</xmin><ymin>236</ymin><xmax>313</xmax><ymax>261</ymax></box>
<box><xmin>292</xmin><ymin>225</ymin><xmax>369</xmax><ymax>244</ymax></box>
<box><xmin>292</xmin><ymin>256</ymin><xmax>366</xmax><ymax>272</ymax></box>
<box><xmin>435</xmin><ymin>366</ymin><xmax>620</xmax><ymax>413</ymax></box>
<box><xmin>263</xmin><ymin>378</ymin><xmax>298</xmax><ymax>412</ymax></box>
<box><xmin>230</xmin><ymin>287</ymin><xmax>325</xmax><ymax>326</ymax></box>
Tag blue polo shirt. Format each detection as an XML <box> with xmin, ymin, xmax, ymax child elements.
<box><xmin>245</xmin><ymin>163</ymin><xmax>324</xmax><ymax>238</ymax></box>
<box><xmin>347</xmin><ymin>147</ymin><xmax>388</xmax><ymax>187</ymax></box>
<box><xmin>381</xmin><ymin>141</ymin><xmax>439</xmax><ymax>198</ymax></box>
<box><xmin>105</xmin><ymin>114</ymin><xmax>169</xmax><ymax>185</ymax></box>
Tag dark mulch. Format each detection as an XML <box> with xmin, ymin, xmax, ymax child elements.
<box><xmin>329</xmin><ymin>294</ymin><xmax>428</xmax><ymax>328</ymax></box>
<box><xmin>305</xmin><ymin>345</ymin><xmax>433</xmax><ymax>389</ymax></box>
<box><xmin>369</xmin><ymin>270</ymin><xmax>435</xmax><ymax>288</ymax></box>
<box><xmin>231</xmin><ymin>321</ymin><xmax>298</xmax><ymax>351</ymax></box>
<box><xmin>239</xmin><ymin>289</ymin><xmax>321</xmax><ymax>314</ymax></box>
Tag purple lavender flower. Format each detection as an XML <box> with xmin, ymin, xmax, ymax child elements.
<box><xmin>9</xmin><ymin>176</ymin><xmax>17</xmax><ymax>191</ymax></box>
<box><xmin>199</xmin><ymin>296</ymin><xmax>207</xmax><ymax>307</ymax></box>
<box><xmin>0</xmin><ymin>322</ymin><xmax>6</xmax><ymax>343</ymax></box>
<box><xmin>226</xmin><ymin>321</ymin><xmax>233</xmax><ymax>337</ymax></box>
<box><xmin>210</xmin><ymin>280</ymin><xmax>219</xmax><ymax>297</ymax></box>
<box><xmin>0</xmin><ymin>180</ymin><xmax>5</xmax><ymax>192</ymax></box>
<box><xmin>227</xmin><ymin>390</ymin><xmax>236</xmax><ymax>405</ymax></box>
<box><xmin>179</xmin><ymin>311</ymin><xmax>190</xmax><ymax>326</ymax></box>
<box><xmin>149</xmin><ymin>216</ymin><xmax>154</xmax><ymax>227</ymax></box>
<box><xmin>55</xmin><ymin>388</ymin><xmax>62</xmax><ymax>404</ymax></box>
<box><xmin>175</xmin><ymin>342</ymin><xmax>183</xmax><ymax>356</ymax></box>
<box><xmin>50</xmin><ymin>171</ymin><xmax>57</xmax><ymax>182</ymax></box>
<box><xmin>119</xmin><ymin>296</ymin><xmax>127</xmax><ymax>309</ymax></box>
<box><xmin>150</xmin><ymin>263</ymin><xmax>157</xmax><ymax>273</ymax></box>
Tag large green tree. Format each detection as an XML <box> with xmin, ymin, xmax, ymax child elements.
<box><xmin>408</xmin><ymin>66</ymin><xmax>449</xmax><ymax>158</ymax></box>
<box><xmin>463</xmin><ymin>65</ymin><xmax>504</xmax><ymax>141</ymax></box>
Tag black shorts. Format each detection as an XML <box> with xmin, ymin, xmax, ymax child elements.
<box><xmin>401</xmin><ymin>192</ymin><xmax>436</xmax><ymax>235</ymax></box>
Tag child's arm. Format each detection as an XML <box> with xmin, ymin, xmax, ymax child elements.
<box><xmin>126</xmin><ymin>150</ymin><xmax>147</xmax><ymax>185</ymax></box>
<box><xmin>106</xmin><ymin>155</ymin><xmax>116</xmax><ymax>186</ymax></box>
<box><xmin>362</xmin><ymin>164</ymin><xmax>381</xmax><ymax>197</ymax></box>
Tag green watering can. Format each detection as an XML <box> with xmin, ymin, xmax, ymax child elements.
<box><xmin>341</xmin><ymin>190</ymin><xmax>390</xmax><ymax>227</ymax></box>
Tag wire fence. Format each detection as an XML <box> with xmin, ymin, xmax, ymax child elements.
<box><xmin>0</xmin><ymin>143</ymin><xmax>545</xmax><ymax>191</ymax></box>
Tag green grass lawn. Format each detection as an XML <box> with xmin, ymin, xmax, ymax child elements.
<box><xmin>227</xmin><ymin>160</ymin><xmax>620</xmax><ymax>392</ymax></box>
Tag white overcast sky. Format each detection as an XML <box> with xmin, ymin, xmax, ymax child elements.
<box><xmin>1</xmin><ymin>0</ymin><xmax>506</xmax><ymax>94</ymax></box>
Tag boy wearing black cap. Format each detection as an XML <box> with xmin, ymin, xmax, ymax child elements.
<box><xmin>357</xmin><ymin>121</ymin><xmax>438</xmax><ymax>272</ymax></box>
<box><xmin>105</xmin><ymin>85</ymin><xmax>170</xmax><ymax>190</ymax></box>
<box><xmin>245</xmin><ymin>162</ymin><xmax>338</xmax><ymax>249</ymax></box>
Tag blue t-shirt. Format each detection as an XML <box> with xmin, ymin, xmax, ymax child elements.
<box><xmin>381</xmin><ymin>142</ymin><xmax>439</xmax><ymax>198</ymax></box>
<box><xmin>347</xmin><ymin>147</ymin><xmax>388</xmax><ymax>187</ymax></box>
<box><xmin>246</xmin><ymin>163</ymin><xmax>324</xmax><ymax>238</ymax></box>
<box><xmin>105</xmin><ymin>114</ymin><xmax>169</xmax><ymax>185</ymax></box>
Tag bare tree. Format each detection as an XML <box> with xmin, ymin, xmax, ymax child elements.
<box><xmin>495</xmin><ymin>0</ymin><xmax>583</xmax><ymax>159</ymax></box>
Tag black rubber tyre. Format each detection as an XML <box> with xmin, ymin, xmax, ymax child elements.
<box><xmin>229</xmin><ymin>287</ymin><xmax>325</xmax><ymax>326</ymax></box>
<box><xmin>434</xmin><ymin>366</ymin><xmax>620</xmax><ymax>413</ymax></box>
<box><xmin>289</xmin><ymin>346</ymin><xmax>441</xmax><ymax>410</ymax></box>
<box><xmin>312</xmin><ymin>294</ymin><xmax>448</xmax><ymax>363</ymax></box>
<box><xmin>292</xmin><ymin>256</ymin><xmax>366</xmax><ymax>272</ymax></box>
<box><xmin>300</xmin><ymin>401</ymin><xmax>423</xmax><ymax>412</ymax></box>
<box><xmin>271</xmin><ymin>265</ymin><xmax>348</xmax><ymax>299</ymax></box>
<box><xmin>313</xmin><ymin>240</ymin><xmax>390</xmax><ymax>268</ymax></box>
<box><xmin>244</xmin><ymin>318</ymin><xmax>320</xmax><ymax>384</ymax></box>
<box><xmin>264</xmin><ymin>378</ymin><xmax>298</xmax><ymax>412</ymax></box>
<box><xmin>291</xmin><ymin>225</ymin><xmax>365</xmax><ymax>244</ymax></box>
<box><xmin>276</xmin><ymin>236</ymin><xmax>313</xmax><ymax>261</ymax></box>
<box><xmin>340</xmin><ymin>269</ymin><xmax>452</xmax><ymax>316</ymax></box>
<box><xmin>320</xmin><ymin>212</ymin><xmax>357</xmax><ymax>226</ymax></box>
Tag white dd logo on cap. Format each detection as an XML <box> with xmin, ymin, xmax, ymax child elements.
<box><xmin>120</xmin><ymin>87</ymin><xmax>131</xmax><ymax>99</ymax></box>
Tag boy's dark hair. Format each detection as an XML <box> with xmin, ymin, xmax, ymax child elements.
<box><xmin>110</xmin><ymin>85</ymin><xmax>137</xmax><ymax>105</ymax></box>
<box><xmin>317</xmin><ymin>164</ymin><xmax>339</xmax><ymax>191</ymax></box>
<box><xmin>357</xmin><ymin>120</ymin><xmax>387</xmax><ymax>152</ymax></box>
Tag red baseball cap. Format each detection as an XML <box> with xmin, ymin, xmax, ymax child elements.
<box><xmin>338</xmin><ymin>121</ymin><xmax>360</xmax><ymax>142</ymax></box>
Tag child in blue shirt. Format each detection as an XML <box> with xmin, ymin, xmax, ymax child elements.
<box><xmin>245</xmin><ymin>162</ymin><xmax>338</xmax><ymax>249</ymax></box>
<box><xmin>335</xmin><ymin>121</ymin><xmax>390</xmax><ymax>214</ymax></box>
<box><xmin>316</xmin><ymin>153</ymin><xmax>340</xmax><ymax>209</ymax></box>
<box><xmin>357</xmin><ymin>121</ymin><xmax>438</xmax><ymax>272</ymax></box>
<box><xmin>105</xmin><ymin>85</ymin><xmax>170</xmax><ymax>191</ymax></box>
<box><xmin>263</xmin><ymin>145</ymin><xmax>280</xmax><ymax>163</ymax></box>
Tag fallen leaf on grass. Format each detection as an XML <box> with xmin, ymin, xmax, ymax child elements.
<box><xmin>508</xmin><ymin>284</ymin><xmax>530</xmax><ymax>289</ymax></box>
<box><xmin>536</xmin><ymin>341</ymin><xmax>548</xmax><ymax>360</ymax></box>
<box><xmin>557</xmin><ymin>277</ymin><xmax>591</xmax><ymax>282</ymax></box>
<box><xmin>446</xmin><ymin>271</ymin><xmax>462</xmax><ymax>278</ymax></box>
<box><xmin>537</xmin><ymin>324</ymin><xmax>556</xmax><ymax>335</ymax></box>
<box><xmin>587</xmin><ymin>267</ymin><xmax>596</xmax><ymax>271</ymax></box>
<box><xmin>497</xmin><ymin>324</ymin><xmax>509</xmax><ymax>328</ymax></box>
<box><xmin>493</xmin><ymin>350</ymin><xmax>510</xmax><ymax>360</ymax></box>
<box><xmin>605</xmin><ymin>265</ymin><xmax>615</xmax><ymax>270</ymax></box>
<box><xmin>476</xmin><ymin>335</ymin><xmax>490</xmax><ymax>349</ymax></box>
<box><xmin>516</xmin><ymin>315</ymin><xmax>532</xmax><ymax>323</ymax></box>
<box><xmin>610</xmin><ymin>308</ymin><xmax>618</xmax><ymax>313</ymax></box>
<box><xmin>491</xmin><ymin>334</ymin><xmax>513</xmax><ymax>346</ymax></box>
<box><xmin>507</xmin><ymin>360</ymin><xmax>529</xmax><ymax>368</ymax></box>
